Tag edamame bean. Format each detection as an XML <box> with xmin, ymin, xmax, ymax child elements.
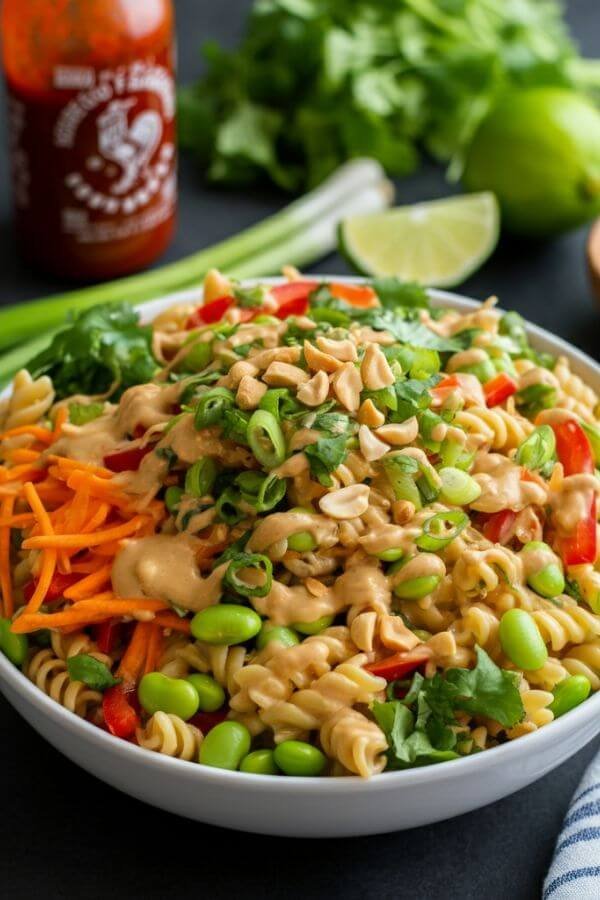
<box><xmin>549</xmin><ymin>675</ymin><xmax>592</xmax><ymax>718</ymax></box>
<box><xmin>240</xmin><ymin>749</ymin><xmax>280</xmax><ymax>775</ymax></box>
<box><xmin>438</xmin><ymin>467</ymin><xmax>481</xmax><ymax>506</ymax></box>
<box><xmin>293</xmin><ymin>615</ymin><xmax>334</xmax><ymax>635</ymax></box>
<box><xmin>287</xmin><ymin>507</ymin><xmax>317</xmax><ymax>553</ymax></box>
<box><xmin>498</xmin><ymin>609</ymin><xmax>548</xmax><ymax>670</ymax></box>
<box><xmin>138</xmin><ymin>672</ymin><xmax>200</xmax><ymax>720</ymax></box>
<box><xmin>458</xmin><ymin>359</ymin><xmax>496</xmax><ymax>384</ymax></box>
<box><xmin>392</xmin><ymin>575</ymin><xmax>441</xmax><ymax>600</ymax></box>
<box><xmin>191</xmin><ymin>605</ymin><xmax>262</xmax><ymax>645</ymax></box>
<box><xmin>273</xmin><ymin>740</ymin><xmax>326</xmax><ymax>776</ymax></box>
<box><xmin>520</xmin><ymin>542</ymin><xmax>565</xmax><ymax>598</ymax></box>
<box><xmin>199</xmin><ymin>721</ymin><xmax>251</xmax><ymax>770</ymax></box>
<box><xmin>0</xmin><ymin>618</ymin><xmax>28</xmax><ymax>666</ymax></box>
<box><xmin>256</xmin><ymin>624</ymin><xmax>300</xmax><ymax>650</ymax></box>
<box><xmin>375</xmin><ymin>548</ymin><xmax>404</xmax><ymax>562</ymax></box>
<box><xmin>186</xmin><ymin>673</ymin><xmax>225</xmax><ymax>712</ymax></box>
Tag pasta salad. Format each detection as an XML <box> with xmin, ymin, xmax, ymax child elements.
<box><xmin>1</xmin><ymin>271</ymin><xmax>600</xmax><ymax>778</ymax></box>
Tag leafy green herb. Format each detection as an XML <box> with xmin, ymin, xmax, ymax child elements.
<box><xmin>68</xmin><ymin>401</ymin><xmax>105</xmax><ymax>426</ymax></box>
<box><xmin>66</xmin><ymin>654</ymin><xmax>120</xmax><ymax>691</ymax></box>
<box><xmin>374</xmin><ymin>647</ymin><xmax>524</xmax><ymax>771</ymax></box>
<box><xmin>179</xmin><ymin>0</ymin><xmax>590</xmax><ymax>192</ymax></box>
<box><xmin>391</xmin><ymin>375</ymin><xmax>441</xmax><ymax>423</ymax></box>
<box><xmin>221</xmin><ymin>408</ymin><xmax>252</xmax><ymax>445</ymax></box>
<box><xmin>27</xmin><ymin>303</ymin><xmax>158</xmax><ymax>400</ymax></box>
<box><xmin>371</xmin><ymin>278</ymin><xmax>430</xmax><ymax>311</ymax></box>
<box><xmin>304</xmin><ymin>435</ymin><xmax>348</xmax><ymax>486</ymax></box>
<box><xmin>312</xmin><ymin>411</ymin><xmax>353</xmax><ymax>436</ymax></box>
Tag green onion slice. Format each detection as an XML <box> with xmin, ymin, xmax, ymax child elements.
<box><xmin>515</xmin><ymin>425</ymin><xmax>556</xmax><ymax>471</ymax></box>
<box><xmin>236</xmin><ymin>471</ymin><xmax>287</xmax><ymax>512</ymax></box>
<box><xmin>416</xmin><ymin>510</ymin><xmax>468</xmax><ymax>552</ymax></box>
<box><xmin>185</xmin><ymin>457</ymin><xmax>218</xmax><ymax>497</ymax></box>
<box><xmin>247</xmin><ymin>409</ymin><xmax>286</xmax><ymax>468</ymax></box>
<box><xmin>194</xmin><ymin>387</ymin><xmax>235</xmax><ymax>429</ymax></box>
<box><xmin>223</xmin><ymin>552</ymin><xmax>273</xmax><ymax>598</ymax></box>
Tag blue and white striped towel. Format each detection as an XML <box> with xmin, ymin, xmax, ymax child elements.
<box><xmin>544</xmin><ymin>753</ymin><xmax>600</xmax><ymax>899</ymax></box>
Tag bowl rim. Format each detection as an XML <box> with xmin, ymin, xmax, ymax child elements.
<box><xmin>2</xmin><ymin>274</ymin><xmax>600</xmax><ymax>793</ymax></box>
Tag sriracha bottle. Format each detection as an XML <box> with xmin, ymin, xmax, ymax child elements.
<box><xmin>1</xmin><ymin>0</ymin><xmax>176</xmax><ymax>280</ymax></box>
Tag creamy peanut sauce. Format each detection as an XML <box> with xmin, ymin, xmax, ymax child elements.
<box><xmin>549</xmin><ymin>474</ymin><xmax>600</xmax><ymax>535</ymax></box>
<box><xmin>50</xmin><ymin>412</ymin><xmax>122</xmax><ymax>466</ymax></box>
<box><xmin>112</xmin><ymin>534</ymin><xmax>227</xmax><ymax>611</ymax></box>
<box><xmin>389</xmin><ymin>553</ymin><xmax>446</xmax><ymax>589</ymax></box>
<box><xmin>247</xmin><ymin>510</ymin><xmax>339</xmax><ymax>557</ymax></box>
<box><xmin>470</xmin><ymin>451</ymin><xmax>548</xmax><ymax>513</ymax></box>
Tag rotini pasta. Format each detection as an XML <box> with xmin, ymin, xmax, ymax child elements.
<box><xmin>137</xmin><ymin>712</ymin><xmax>202</xmax><ymax>760</ymax></box>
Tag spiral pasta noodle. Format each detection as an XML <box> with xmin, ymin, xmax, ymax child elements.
<box><xmin>554</xmin><ymin>356</ymin><xmax>598</xmax><ymax>422</ymax></box>
<box><xmin>0</xmin><ymin>369</ymin><xmax>55</xmax><ymax>432</ymax></box>
<box><xmin>26</xmin><ymin>649</ymin><xmax>102</xmax><ymax>717</ymax></box>
<box><xmin>531</xmin><ymin>601</ymin><xmax>600</xmax><ymax>652</ymax></box>
<box><xmin>454</xmin><ymin>406</ymin><xmax>533</xmax><ymax>452</ymax></box>
<box><xmin>137</xmin><ymin>712</ymin><xmax>202</xmax><ymax>760</ymax></box>
<box><xmin>320</xmin><ymin>707</ymin><xmax>388</xmax><ymax>777</ymax></box>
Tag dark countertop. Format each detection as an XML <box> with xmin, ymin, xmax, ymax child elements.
<box><xmin>1</xmin><ymin>2</ymin><xmax>599</xmax><ymax>898</ymax></box>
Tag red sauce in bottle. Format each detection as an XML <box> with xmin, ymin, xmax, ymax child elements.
<box><xmin>1</xmin><ymin>0</ymin><xmax>176</xmax><ymax>280</ymax></box>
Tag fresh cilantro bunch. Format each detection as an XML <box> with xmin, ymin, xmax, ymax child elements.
<box><xmin>26</xmin><ymin>303</ymin><xmax>159</xmax><ymax>401</ymax></box>
<box><xmin>179</xmin><ymin>0</ymin><xmax>583</xmax><ymax>191</ymax></box>
<box><xmin>373</xmin><ymin>647</ymin><xmax>524</xmax><ymax>768</ymax></box>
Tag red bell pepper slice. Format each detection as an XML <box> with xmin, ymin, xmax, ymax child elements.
<box><xmin>186</xmin><ymin>295</ymin><xmax>235</xmax><ymax>328</ymax></box>
<box><xmin>23</xmin><ymin>571</ymin><xmax>79</xmax><ymax>605</ymax></box>
<box><xmin>484</xmin><ymin>372</ymin><xmax>518</xmax><ymax>407</ymax></box>
<box><xmin>551</xmin><ymin>419</ymin><xmax>596</xmax><ymax>565</ymax></box>
<box><xmin>102</xmin><ymin>683</ymin><xmax>139</xmax><ymax>739</ymax></box>
<box><xmin>364</xmin><ymin>647</ymin><xmax>430</xmax><ymax>682</ymax></box>
<box><xmin>481</xmin><ymin>509</ymin><xmax>517</xmax><ymax>545</ymax></box>
<box><xmin>329</xmin><ymin>282</ymin><xmax>379</xmax><ymax>308</ymax></box>
<box><xmin>103</xmin><ymin>443</ymin><xmax>154</xmax><ymax>473</ymax></box>
<box><xmin>94</xmin><ymin>619</ymin><xmax>123</xmax><ymax>655</ymax></box>
<box><xmin>561</xmin><ymin>498</ymin><xmax>597</xmax><ymax>566</ymax></box>
<box><xmin>189</xmin><ymin>709</ymin><xmax>228</xmax><ymax>734</ymax></box>
<box><xmin>552</xmin><ymin>419</ymin><xmax>594</xmax><ymax>476</ymax></box>
<box><xmin>271</xmin><ymin>281</ymin><xmax>319</xmax><ymax>304</ymax></box>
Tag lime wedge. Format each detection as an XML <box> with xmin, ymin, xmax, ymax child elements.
<box><xmin>339</xmin><ymin>192</ymin><xmax>500</xmax><ymax>287</ymax></box>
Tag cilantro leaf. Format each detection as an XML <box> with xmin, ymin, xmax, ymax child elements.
<box><xmin>445</xmin><ymin>646</ymin><xmax>524</xmax><ymax>727</ymax></box>
<box><xmin>66</xmin><ymin>654</ymin><xmax>120</xmax><ymax>691</ymax></box>
<box><xmin>27</xmin><ymin>303</ymin><xmax>158</xmax><ymax>400</ymax></box>
<box><xmin>371</xmin><ymin>278</ymin><xmax>430</xmax><ymax>311</ymax></box>
<box><xmin>304</xmin><ymin>435</ymin><xmax>348</xmax><ymax>486</ymax></box>
<box><xmin>372</xmin><ymin>700</ymin><xmax>459</xmax><ymax>769</ymax></box>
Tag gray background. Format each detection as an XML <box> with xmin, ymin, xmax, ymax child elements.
<box><xmin>0</xmin><ymin>2</ymin><xmax>599</xmax><ymax>898</ymax></box>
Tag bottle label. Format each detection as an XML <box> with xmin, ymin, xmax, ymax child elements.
<box><xmin>9</xmin><ymin>60</ymin><xmax>176</xmax><ymax>247</ymax></box>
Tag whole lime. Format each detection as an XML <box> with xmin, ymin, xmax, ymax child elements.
<box><xmin>463</xmin><ymin>87</ymin><xmax>600</xmax><ymax>237</ymax></box>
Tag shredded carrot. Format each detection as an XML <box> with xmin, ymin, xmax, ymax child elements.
<box><xmin>3</xmin><ymin>448</ymin><xmax>41</xmax><ymax>464</ymax></box>
<box><xmin>81</xmin><ymin>502</ymin><xmax>111</xmax><ymax>534</ymax></box>
<box><xmin>69</xmin><ymin>556</ymin><xmax>107</xmax><ymax>574</ymax></box>
<box><xmin>118</xmin><ymin>621</ymin><xmax>153</xmax><ymax>682</ymax></box>
<box><xmin>0</xmin><ymin>512</ymin><xmax>36</xmax><ymax>528</ymax></box>
<box><xmin>144</xmin><ymin>624</ymin><xmax>163</xmax><ymax>674</ymax></box>
<box><xmin>69</xmin><ymin>590</ymin><xmax>114</xmax><ymax>605</ymax></box>
<box><xmin>48</xmin><ymin>455</ymin><xmax>113</xmax><ymax>478</ymax></box>
<box><xmin>153</xmin><ymin>612</ymin><xmax>192</xmax><ymax>634</ymax></box>
<box><xmin>64</xmin><ymin>564</ymin><xmax>113</xmax><ymax>600</ymax></box>
<box><xmin>22</xmin><ymin>515</ymin><xmax>147</xmax><ymax>550</ymax></box>
<box><xmin>0</xmin><ymin>424</ymin><xmax>54</xmax><ymax>444</ymax></box>
<box><xmin>11</xmin><ymin>596</ymin><xmax>168</xmax><ymax>633</ymax></box>
<box><xmin>0</xmin><ymin>495</ymin><xmax>15</xmax><ymax>617</ymax></box>
<box><xmin>0</xmin><ymin>463</ymin><xmax>45</xmax><ymax>484</ymax></box>
<box><xmin>22</xmin><ymin>481</ymin><xmax>58</xmax><ymax>613</ymax></box>
<box><xmin>51</xmin><ymin>407</ymin><xmax>68</xmax><ymax>440</ymax></box>
<box><xmin>93</xmin><ymin>540</ymin><xmax>126</xmax><ymax>557</ymax></box>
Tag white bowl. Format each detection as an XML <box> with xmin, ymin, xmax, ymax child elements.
<box><xmin>2</xmin><ymin>278</ymin><xmax>600</xmax><ymax>837</ymax></box>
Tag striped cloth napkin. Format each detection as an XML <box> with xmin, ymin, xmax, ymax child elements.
<box><xmin>544</xmin><ymin>753</ymin><xmax>600</xmax><ymax>899</ymax></box>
